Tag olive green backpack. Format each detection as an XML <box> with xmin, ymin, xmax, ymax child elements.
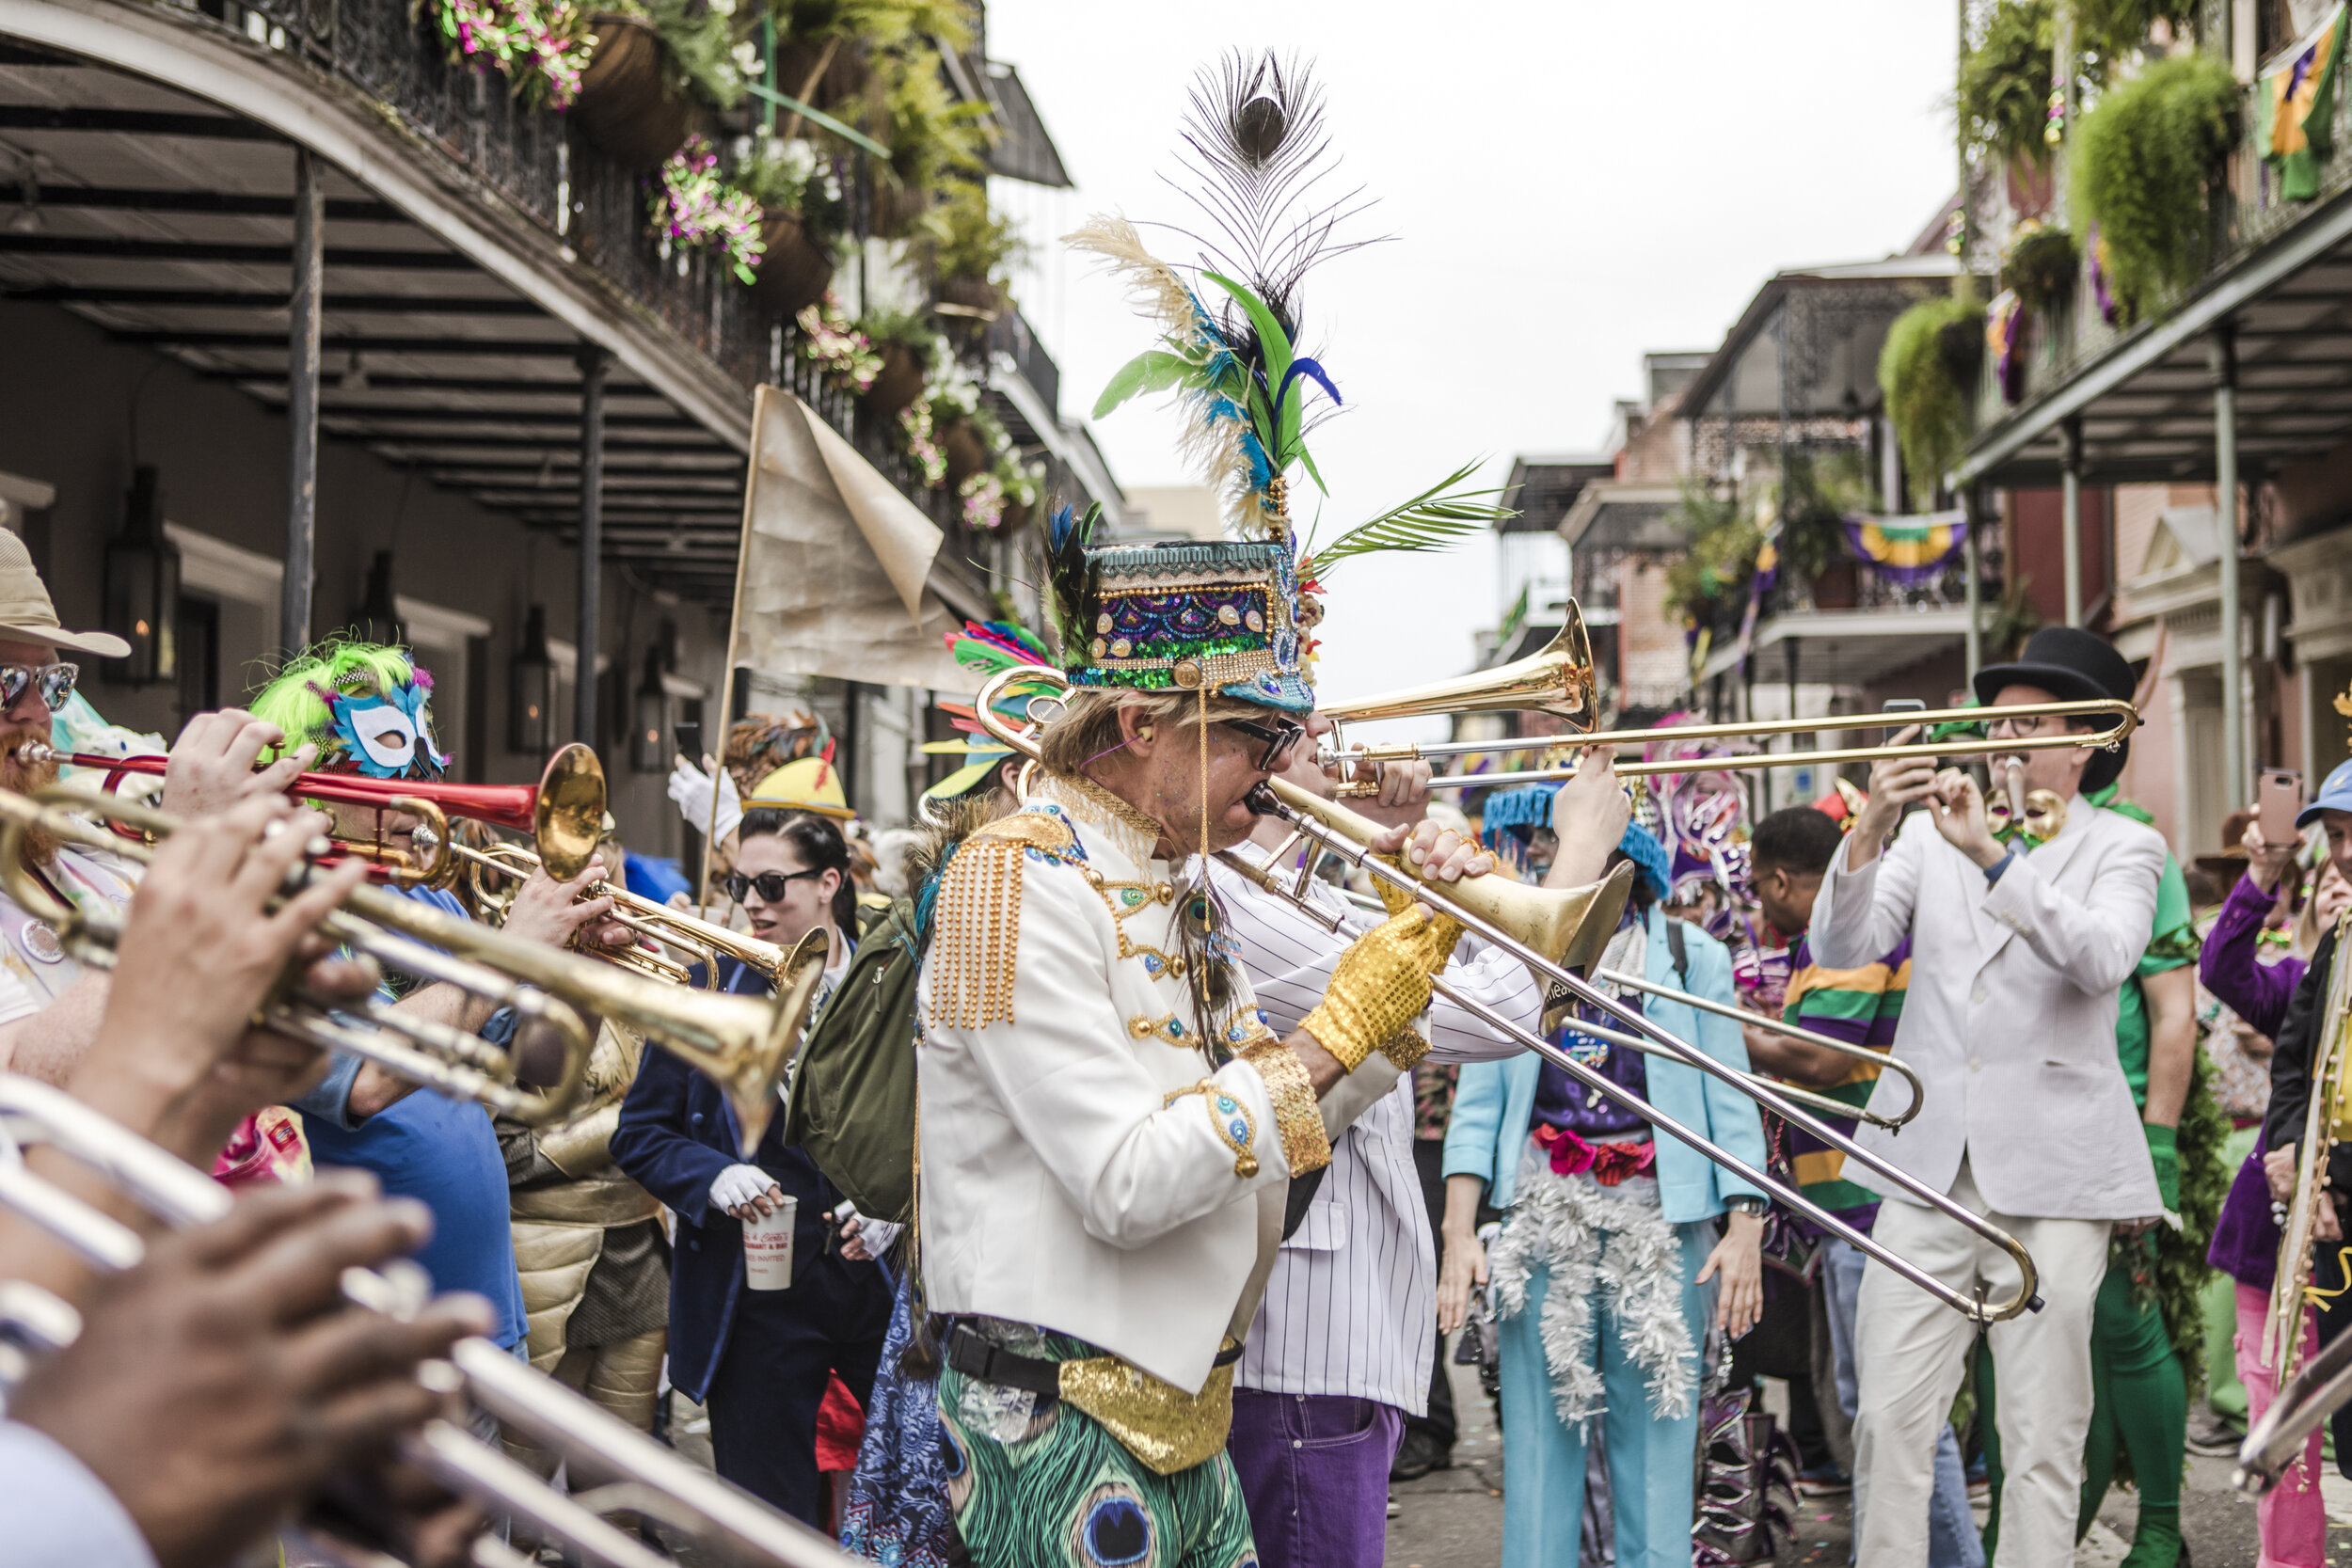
<box><xmin>782</xmin><ymin>897</ymin><xmax>923</xmax><ymax>1225</ymax></box>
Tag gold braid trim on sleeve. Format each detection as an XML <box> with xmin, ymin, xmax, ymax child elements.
<box><xmin>1238</xmin><ymin>1037</ymin><xmax>1330</xmax><ymax>1176</ymax></box>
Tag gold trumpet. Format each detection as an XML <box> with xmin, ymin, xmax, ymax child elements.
<box><xmin>0</xmin><ymin>788</ymin><xmax>828</xmax><ymax>1145</ymax></box>
<box><xmin>439</xmin><ymin>833</ymin><xmax>788</xmax><ymax>990</ymax></box>
<box><xmin>0</xmin><ymin>1074</ymin><xmax>866</xmax><ymax>1568</ymax></box>
<box><xmin>972</xmin><ymin>664</ymin><xmax>2041</xmax><ymax>1323</ymax></box>
<box><xmin>1313</xmin><ymin>602</ymin><xmax>2139</xmax><ymax>796</ymax></box>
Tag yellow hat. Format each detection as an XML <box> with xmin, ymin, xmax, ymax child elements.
<box><xmin>747</xmin><ymin>752</ymin><xmax>854</xmax><ymax>820</ymax></box>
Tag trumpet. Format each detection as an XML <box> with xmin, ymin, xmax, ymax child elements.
<box><xmin>439</xmin><ymin>833</ymin><xmax>788</xmax><ymax>990</ymax></box>
<box><xmin>0</xmin><ymin>787</ymin><xmax>829</xmax><ymax>1144</ymax></box>
<box><xmin>20</xmin><ymin>740</ymin><xmax>608</xmax><ymax>887</ymax></box>
<box><xmin>0</xmin><ymin>1074</ymin><xmax>865</xmax><ymax>1568</ymax></box>
<box><xmin>1310</xmin><ymin>603</ymin><xmax>2138</xmax><ymax>796</ymax></box>
<box><xmin>974</xmin><ymin>665</ymin><xmax>2042</xmax><ymax>1323</ymax></box>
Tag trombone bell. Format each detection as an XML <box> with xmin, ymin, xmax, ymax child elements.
<box><xmin>1263</xmin><ymin>778</ymin><xmax>1632</xmax><ymax>970</ymax></box>
<box><xmin>1319</xmin><ymin>610</ymin><xmax>1596</xmax><ymax>731</ymax></box>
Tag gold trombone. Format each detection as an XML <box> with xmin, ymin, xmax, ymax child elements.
<box><xmin>0</xmin><ymin>787</ymin><xmax>828</xmax><ymax>1145</ymax></box>
<box><xmin>974</xmin><ymin>665</ymin><xmax>2041</xmax><ymax>1323</ymax></box>
<box><xmin>1314</xmin><ymin>602</ymin><xmax>2139</xmax><ymax>796</ymax></box>
<box><xmin>0</xmin><ymin>1074</ymin><xmax>866</xmax><ymax>1568</ymax></box>
<box><xmin>437</xmin><ymin>833</ymin><xmax>788</xmax><ymax>990</ymax></box>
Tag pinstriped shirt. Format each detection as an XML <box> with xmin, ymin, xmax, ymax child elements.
<box><xmin>1211</xmin><ymin>842</ymin><xmax>1545</xmax><ymax>1411</ymax></box>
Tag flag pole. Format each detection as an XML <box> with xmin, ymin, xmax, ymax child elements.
<box><xmin>700</xmin><ymin>384</ymin><xmax>771</xmax><ymax>918</ymax></box>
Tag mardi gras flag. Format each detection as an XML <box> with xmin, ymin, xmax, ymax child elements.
<box><xmin>1987</xmin><ymin>289</ymin><xmax>2026</xmax><ymax>404</ymax></box>
<box><xmin>1841</xmin><ymin>510</ymin><xmax>1969</xmax><ymax>587</ymax></box>
<box><xmin>2259</xmin><ymin>4</ymin><xmax>2347</xmax><ymax>201</ymax></box>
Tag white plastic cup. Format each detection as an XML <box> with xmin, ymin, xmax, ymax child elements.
<box><xmin>743</xmin><ymin>1195</ymin><xmax>797</xmax><ymax>1291</ymax></box>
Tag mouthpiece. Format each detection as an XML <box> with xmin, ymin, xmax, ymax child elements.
<box><xmin>11</xmin><ymin>742</ymin><xmax>56</xmax><ymax>767</ymax></box>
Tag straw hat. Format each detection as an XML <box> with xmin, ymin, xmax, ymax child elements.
<box><xmin>0</xmin><ymin>531</ymin><xmax>130</xmax><ymax>658</ymax></box>
<box><xmin>746</xmin><ymin>753</ymin><xmax>854</xmax><ymax>820</ymax></box>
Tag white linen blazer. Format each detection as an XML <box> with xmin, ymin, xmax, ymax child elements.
<box><xmin>916</xmin><ymin>775</ymin><xmax>1396</xmax><ymax>1395</ymax></box>
<box><xmin>1809</xmin><ymin>798</ymin><xmax>2167</xmax><ymax>1221</ymax></box>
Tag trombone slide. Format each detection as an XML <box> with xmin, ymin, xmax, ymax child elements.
<box><xmin>1257</xmin><ymin>775</ymin><xmax>2043</xmax><ymax>1324</ymax></box>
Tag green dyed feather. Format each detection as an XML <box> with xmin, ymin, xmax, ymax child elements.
<box><xmin>1092</xmin><ymin>349</ymin><xmax>1198</xmax><ymax>420</ymax></box>
<box><xmin>1302</xmin><ymin>461</ymin><xmax>1517</xmax><ymax>578</ymax></box>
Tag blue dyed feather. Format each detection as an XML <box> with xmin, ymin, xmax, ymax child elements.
<box><xmin>1271</xmin><ymin>357</ymin><xmax>1340</xmax><ymax>429</ymax></box>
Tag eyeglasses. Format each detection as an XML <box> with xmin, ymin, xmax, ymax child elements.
<box><xmin>1219</xmin><ymin>716</ymin><xmax>1306</xmax><ymax>771</ymax></box>
<box><xmin>721</xmin><ymin>868</ymin><xmax>826</xmax><ymax>903</ymax></box>
<box><xmin>0</xmin><ymin>662</ymin><xmax>78</xmax><ymax>714</ymax></box>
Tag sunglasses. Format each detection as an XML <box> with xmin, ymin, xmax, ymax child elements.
<box><xmin>1219</xmin><ymin>715</ymin><xmax>1307</xmax><ymax>771</ymax></box>
<box><xmin>0</xmin><ymin>661</ymin><xmax>78</xmax><ymax>714</ymax></box>
<box><xmin>721</xmin><ymin>867</ymin><xmax>827</xmax><ymax>903</ymax></box>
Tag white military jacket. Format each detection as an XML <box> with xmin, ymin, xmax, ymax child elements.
<box><xmin>916</xmin><ymin>773</ymin><xmax>1395</xmax><ymax>1395</ymax></box>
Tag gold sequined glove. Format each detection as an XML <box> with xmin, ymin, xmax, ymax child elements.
<box><xmin>1299</xmin><ymin>905</ymin><xmax>1460</xmax><ymax>1071</ymax></box>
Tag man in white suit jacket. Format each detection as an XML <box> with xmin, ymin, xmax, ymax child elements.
<box><xmin>1811</xmin><ymin>627</ymin><xmax>2166</xmax><ymax>1568</ymax></box>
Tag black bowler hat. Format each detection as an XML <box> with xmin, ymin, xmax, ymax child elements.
<box><xmin>1973</xmin><ymin>626</ymin><xmax>2136</xmax><ymax>794</ymax></box>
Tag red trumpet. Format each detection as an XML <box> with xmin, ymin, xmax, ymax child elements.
<box><xmin>12</xmin><ymin>742</ymin><xmax>606</xmax><ymax>886</ymax></box>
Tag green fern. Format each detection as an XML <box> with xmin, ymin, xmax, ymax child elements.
<box><xmin>1300</xmin><ymin>461</ymin><xmax>1515</xmax><ymax>578</ymax></box>
<box><xmin>1961</xmin><ymin>0</ymin><xmax>2058</xmax><ymax>167</ymax></box>
<box><xmin>1880</xmin><ymin>295</ymin><xmax>1986</xmax><ymax>507</ymax></box>
<box><xmin>2072</xmin><ymin>52</ymin><xmax>2242</xmax><ymax>323</ymax></box>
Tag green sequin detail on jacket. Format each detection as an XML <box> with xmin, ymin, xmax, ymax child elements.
<box><xmin>937</xmin><ymin>1342</ymin><xmax>1260</xmax><ymax>1568</ymax></box>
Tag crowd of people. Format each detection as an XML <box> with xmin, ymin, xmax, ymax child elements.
<box><xmin>11</xmin><ymin>53</ymin><xmax>2352</xmax><ymax>1568</ymax></box>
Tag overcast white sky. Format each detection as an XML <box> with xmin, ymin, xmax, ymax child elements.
<box><xmin>983</xmin><ymin>1</ymin><xmax>1962</xmax><ymax>718</ymax></box>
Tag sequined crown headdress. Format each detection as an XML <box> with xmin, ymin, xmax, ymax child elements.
<box><xmin>1048</xmin><ymin>51</ymin><xmax>1514</xmax><ymax>717</ymax></box>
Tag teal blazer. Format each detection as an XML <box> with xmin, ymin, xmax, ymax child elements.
<box><xmin>1441</xmin><ymin>906</ymin><xmax>1768</xmax><ymax>1224</ymax></box>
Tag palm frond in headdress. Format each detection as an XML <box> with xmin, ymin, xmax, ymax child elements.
<box><xmin>1301</xmin><ymin>460</ymin><xmax>1520</xmax><ymax>579</ymax></box>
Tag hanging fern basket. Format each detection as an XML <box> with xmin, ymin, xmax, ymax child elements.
<box><xmin>2071</xmin><ymin>53</ymin><xmax>2244</xmax><ymax>323</ymax></box>
<box><xmin>574</xmin><ymin>14</ymin><xmax>693</xmax><ymax>169</ymax></box>
<box><xmin>1879</xmin><ymin>296</ymin><xmax>1986</xmax><ymax>508</ymax></box>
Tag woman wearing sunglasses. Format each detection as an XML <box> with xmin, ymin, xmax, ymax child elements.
<box><xmin>612</xmin><ymin>799</ymin><xmax>892</xmax><ymax>1526</ymax></box>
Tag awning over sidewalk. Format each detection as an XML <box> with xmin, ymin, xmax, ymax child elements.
<box><xmin>733</xmin><ymin>387</ymin><xmax>970</xmax><ymax>691</ymax></box>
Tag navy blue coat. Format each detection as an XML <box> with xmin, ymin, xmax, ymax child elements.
<box><xmin>610</xmin><ymin>958</ymin><xmax>882</xmax><ymax>1402</ymax></box>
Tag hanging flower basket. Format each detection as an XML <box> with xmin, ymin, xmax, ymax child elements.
<box><xmin>861</xmin><ymin>341</ymin><xmax>927</xmax><ymax>420</ymax></box>
<box><xmin>794</xmin><ymin>296</ymin><xmax>880</xmax><ymax>392</ymax></box>
<box><xmin>754</xmin><ymin>212</ymin><xmax>836</xmax><ymax>319</ymax></box>
<box><xmin>648</xmin><ymin>135</ymin><xmax>764</xmax><ymax>284</ymax></box>
<box><xmin>897</xmin><ymin>402</ymin><xmax>946</xmax><ymax>489</ymax></box>
<box><xmin>428</xmin><ymin>0</ymin><xmax>593</xmax><ymax>110</ymax></box>
<box><xmin>939</xmin><ymin>416</ymin><xmax>989</xmax><ymax>487</ymax></box>
<box><xmin>771</xmin><ymin>39</ymin><xmax>870</xmax><ymax>110</ymax></box>
<box><xmin>574</xmin><ymin>12</ymin><xmax>692</xmax><ymax>169</ymax></box>
<box><xmin>959</xmin><ymin>469</ymin><xmax>1007</xmax><ymax>531</ymax></box>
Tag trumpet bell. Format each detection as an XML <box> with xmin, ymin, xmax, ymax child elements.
<box><xmin>534</xmin><ymin>743</ymin><xmax>608</xmax><ymax>881</ymax></box>
<box><xmin>1263</xmin><ymin>778</ymin><xmax>1631</xmax><ymax>970</ymax></box>
<box><xmin>1320</xmin><ymin>609</ymin><xmax>1596</xmax><ymax>731</ymax></box>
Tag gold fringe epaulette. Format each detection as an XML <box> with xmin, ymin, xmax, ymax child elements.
<box><xmin>927</xmin><ymin>812</ymin><xmax>1080</xmax><ymax>1029</ymax></box>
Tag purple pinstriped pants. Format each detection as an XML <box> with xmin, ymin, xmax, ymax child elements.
<box><xmin>1227</xmin><ymin>1389</ymin><xmax>1406</xmax><ymax>1568</ymax></box>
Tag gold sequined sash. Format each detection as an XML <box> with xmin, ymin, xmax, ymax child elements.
<box><xmin>1055</xmin><ymin>1343</ymin><xmax>1240</xmax><ymax>1476</ymax></box>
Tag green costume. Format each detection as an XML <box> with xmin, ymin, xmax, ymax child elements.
<box><xmin>938</xmin><ymin>1339</ymin><xmax>1259</xmax><ymax>1568</ymax></box>
<box><xmin>1979</xmin><ymin>821</ymin><xmax>2224</xmax><ymax>1568</ymax></box>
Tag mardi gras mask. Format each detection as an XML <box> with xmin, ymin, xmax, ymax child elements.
<box><xmin>328</xmin><ymin>680</ymin><xmax>448</xmax><ymax>780</ymax></box>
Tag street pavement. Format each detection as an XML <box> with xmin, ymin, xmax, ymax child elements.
<box><xmin>653</xmin><ymin>1347</ymin><xmax>2345</xmax><ymax>1566</ymax></box>
<box><xmin>1389</xmin><ymin>1342</ymin><xmax>2352</xmax><ymax>1567</ymax></box>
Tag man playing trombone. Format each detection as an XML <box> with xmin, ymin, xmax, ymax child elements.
<box><xmin>916</xmin><ymin>526</ymin><xmax>1465</xmax><ymax>1567</ymax></box>
<box><xmin>1812</xmin><ymin>626</ymin><xmax>2167</xmax><ymax>1568</ymax></box>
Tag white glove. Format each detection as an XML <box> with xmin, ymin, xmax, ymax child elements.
<box><xmin>852</xmin><ymin>1215</ymin><xmax>904</xmax><ymax>1258</ymax></box>
<box><xmin>708</xmin><ymin>1163</ymin><xmax>775</xmax><ymax>1215</ymax></box>
<box><xmin>669</xmin><ymin>756</ymin><xmax>741</xmax><ymax>844</ymax></box>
